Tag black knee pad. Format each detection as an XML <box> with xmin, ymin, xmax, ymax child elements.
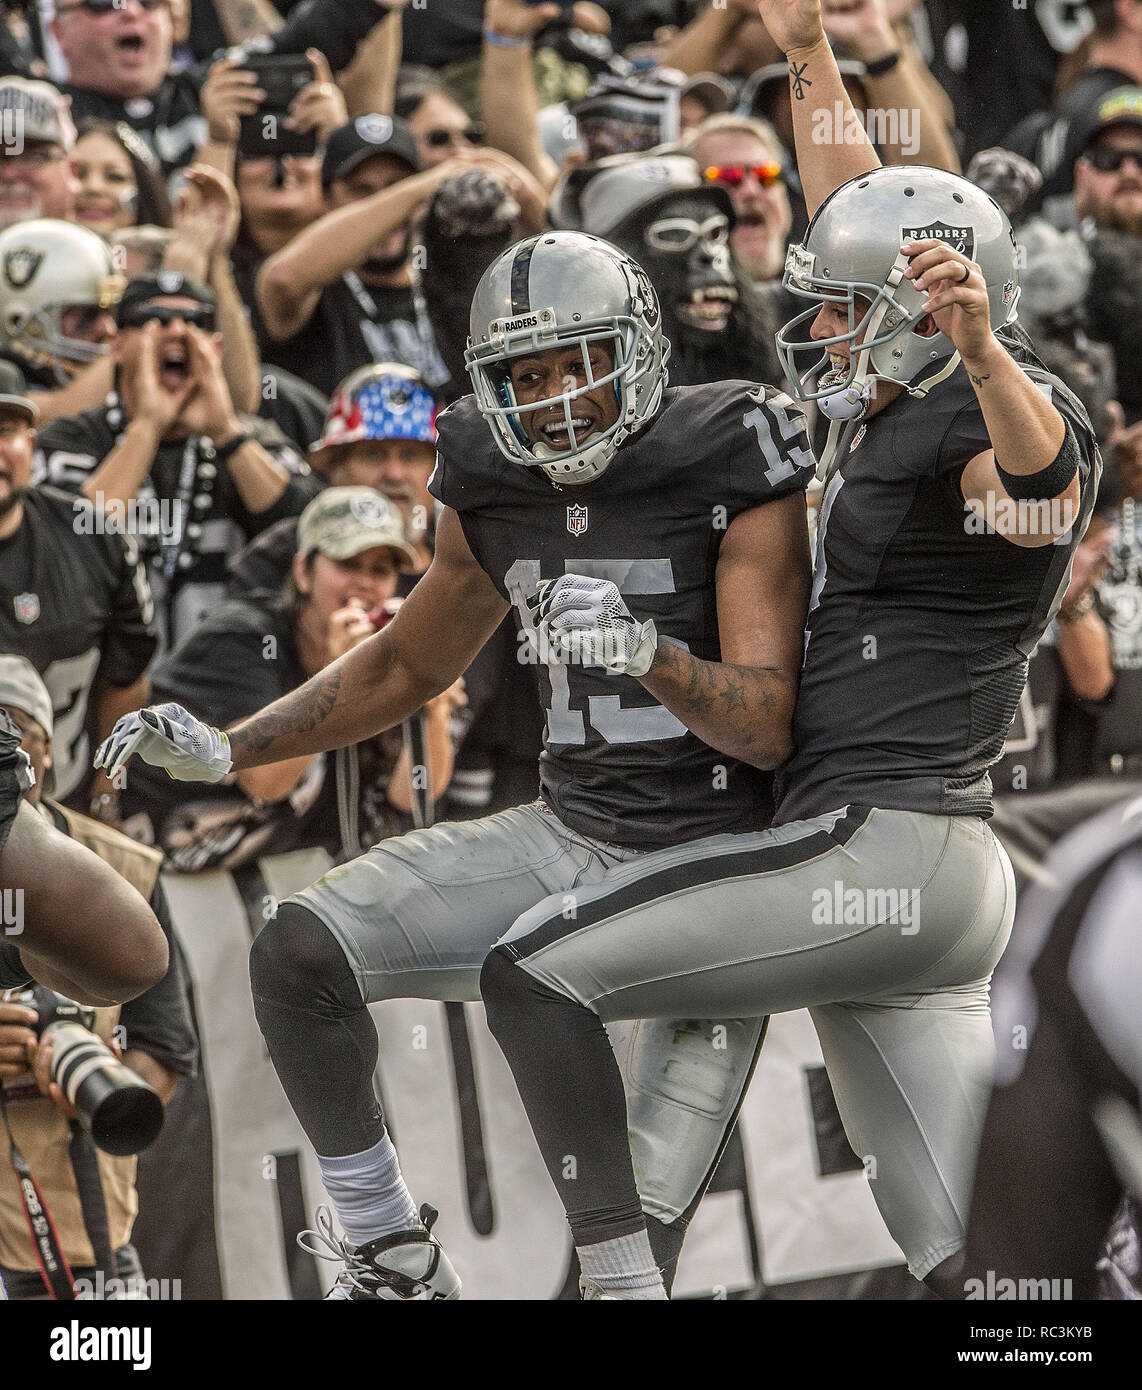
<box><xmin>480</xmin><ymin>947</ymin><xmax>552</xmax><ymax>1036</ymax></box>
<box><xmin>249</xmin><ymin>901</ymin><xmax>360</xmax><ymax>1017</ymax></box>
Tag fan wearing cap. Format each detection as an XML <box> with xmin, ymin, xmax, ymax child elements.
<box><xmin>35</xmin><ymin>272</ymin><xmax>320</xmax><ymax>654</ymax></box>
<box><xmin>0</xmin><ymin>78</ymin><xmax>80</xmax><ymax>231</ymax></box>
<box><xmin>0</xmin><ymin>655</ymin><xmax>196</xmax><ymax>1301</ymax></box>
<box><xmin>256</xmin><ymin>113</ymin><xmax>526</xmax><ymax>398</ymax></box>
<box><xmin>118</xmin><ymin>487</ymin><xmax>464</xmax><ymax>871</ymax></box>
<box><xmin>230</xmin><ymin>363</ymin><xmax>441</xmax><ymax>600</ymax></box>
<box><xmin>1074</xmin><ymin>87</ymin><xmax>1142</xmax><ymax>235</ymax></box>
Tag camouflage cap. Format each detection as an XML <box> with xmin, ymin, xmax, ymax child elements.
<box><xmin>297</xmin><ymin>487</ymin><xmax>418</xmax><ymax>570</ymax></box>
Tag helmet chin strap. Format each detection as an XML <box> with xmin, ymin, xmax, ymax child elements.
<box><xmin>816</xmin><ymin>252</ymin><xmax>959</xmax><ymax>471</ymax></box>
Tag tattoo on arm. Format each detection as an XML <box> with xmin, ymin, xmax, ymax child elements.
<box><xmin>968</xmin><ymin>371</ymin><xmax>990</xmax><ymax>389</ymax></box>
<box><xmin>231</xmin><ymin>667</ymin><xmax>343</xmax><ymax>757</ymax></box>
<box><xmin>653</xmin><ymin>642</ymin><xmax>783</xmax><ymax>758</ymax></box>
<box><xmin>789</xmin><ymin>62</ymin><xmax>812</xmax><ymax>100</ymax></box>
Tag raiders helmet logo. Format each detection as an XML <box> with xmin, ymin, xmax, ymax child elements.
<box><xmin>355</xmin><ymin>113</ymin><xmax>393</xmax><ymax>145</ymax></box>
<box><xmin>566</xmin><ymin>503</ymin><xmax>588</xmax><ymax>536</ymax></box>
<box><xmin>4</xmin><ymin>248</ymin><xmax>42</xmax><ymax>289</ymax></box>
<box><xmin>349</xmin><ymin>493</ymin><xmax>389</xmax><ymax>526</ymax></box>
<box><xmin>901</xmin><ymin>222</ymin><xmax>976</xmax><ymax>260</ymax></box>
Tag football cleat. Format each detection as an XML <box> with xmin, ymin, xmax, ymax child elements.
<box><xmin>297</xmin><ymin>1203</ymin><xmax>461</xmax><ymax>1301</ymax></box>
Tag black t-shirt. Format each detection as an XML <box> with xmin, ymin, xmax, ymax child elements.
<box><xmin>35</xmin><ymin>398</ymin><xmax>321</xmax><ymax>654</ymax></box>
<box><xmin>775</xmin><ymin>332</ymin><xmax>1101</xmax><ymax>825</ymax></box>
<box><xmin>121</xmin><ymin>593</ymin><xmax>407</xmax><ymax>870</ymax></box>
<box><xmin>257</xmin><ymin>275</ymin><xmax>449</xmax><ymax>400</ymax></box>
<box><xmin>929</xmin><ymin>0</ymin><xmax>1095</xmax><ymax>160</ymax></box>
<box><xmin>0</xmin><ymin>488</ymin><xmax>157</xmax><ymax>803</ymax></box>
<box><xmin>62</xmin><ymin>73</ymin><xmax>206</xmax><ymax>179</ymax></box>
<box><xmin>400</xmin><ymin>0</ymin><xmax>485</xmax><ymax>69</ymax></box>
<box><xmin>430</xmin><ymin>383</ymin><xmax>815</xmax><ymax>849</ymax></box>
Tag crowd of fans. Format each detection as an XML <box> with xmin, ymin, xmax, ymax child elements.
<box><xmin>0</xmin><ymin>0</ymin><xmax>1140</xmax><ymax>1298</ymax></box>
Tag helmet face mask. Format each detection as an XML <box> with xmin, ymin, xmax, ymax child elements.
<box><xmin>465</xmin><ymin>232</ymin><xmax>670</xmax><ymax>486</ymax></box>
<box><xmin>0</xmin><ymin>220</ymin><xmax>124</xmax><ymax>385</ymax></box>
<box><xmin>775</xmin><ymin>166</ymin><xmax>1021</xmax><ymax>420</ymax></box>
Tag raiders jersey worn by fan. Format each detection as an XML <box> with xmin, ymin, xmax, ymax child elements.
<box><xmin>776</xmin><ymin>331</ymin><xmax>1100</xmax><ymax>825</ymax></box>
<box><xmin>430</xmin><ymin>381</ymin><xmax>815</xmax><ymax>849</ymax></box>
<box><xmin>34</xmin><ymin>398</ymin><xmax>320</xmax><ymax>653</ymax></box>
<box><xmin>0</xmin><ymin>488</ymin><xmax>157</xmax><ymax>803</ymax></box>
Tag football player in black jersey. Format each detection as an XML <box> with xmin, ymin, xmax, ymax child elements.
<box><xmin>97</xmin><ymin>229</ymin><xmax>816</xmax><ymax>1298</ymax></box>
<box><xmin>457</xmin><ymin>0</ymin><xmax>1100</xmax><ymax>1301</ymax></box>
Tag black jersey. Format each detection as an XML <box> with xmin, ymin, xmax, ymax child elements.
<box><xmin>35</xmin><ymin>398</ymin><xmax>320</xmax><ymax>654</ymax></box>
<box><xmin>0</xmin><ymin>489</ymin><xmax>157</xmax><ymax>804</ymax></box>
<box><xmin>775</xmin><ymin>333</ymin><xmax>1100</xmax><ymax>825</ymax></box>
<box><xmin>430</xmin><ymin>382</ymin><xmax>815</xmax><ymax>849</ymax></box>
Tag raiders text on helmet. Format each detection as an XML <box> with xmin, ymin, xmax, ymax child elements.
<box><xmin>775</xmin><ymin>166</ymin><xmax>1020</xmax><ymax>421</ymax></box>
<box><xmin>464</xmin><ymin>231</ymin><xmax>670</xmax><ymax>486</ymax></box>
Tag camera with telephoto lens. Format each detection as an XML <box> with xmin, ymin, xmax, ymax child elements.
<box><xmin>15</xmin><ymin>985</ymin><xmax>164</xmax><ymax>1157</ymax></box>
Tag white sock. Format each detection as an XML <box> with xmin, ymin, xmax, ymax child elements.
<box><xmin>577</xmin><ymin>1229</ymin><xmax>668</xmax><ymax>1300</ymax></box>
<box><xmin>316</xmin><ymin>1132</ymin><xmax>421</xmax><ymax>1248</ymax></box>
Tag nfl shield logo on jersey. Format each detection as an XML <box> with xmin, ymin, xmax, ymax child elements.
<box><xmin>566</xmin><ymin>504</ymin><xmax>588</xmax><ymax>536</ymax></box>
<box><xmin>13</xmin><ymin>592</ymin><xmax>39</xmax><ymax>624</ymax></box>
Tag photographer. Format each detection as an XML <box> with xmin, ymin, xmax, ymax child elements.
<box><xmin>0</xmin><ymin>657</ymin><xmax>196</xmax><ymax>1300</ymax></box>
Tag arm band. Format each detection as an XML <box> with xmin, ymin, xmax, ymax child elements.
<box><xmin>863</xmin><ymin>50</ymin><xmax>902</xmax><ymax>76</ymax></box>
<box><xmin>995</xmin><ymin>423</ymin><xmax>1080</xmax><ymax>503</ymax></box>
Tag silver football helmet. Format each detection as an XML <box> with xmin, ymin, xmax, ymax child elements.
<box><xmin>464</xmin><ymin>231</ymin><xmax>670</xmax><ymax>486</ymax></box>
<box><xmin>0</xmin><ymin>219</ymin><xmax>125</xmax><ymax>385</ymax></box>
<box><xmin>775</xmin><ymin>166</ymin><xmax>1020</xmax><ymax>421</ymax></box>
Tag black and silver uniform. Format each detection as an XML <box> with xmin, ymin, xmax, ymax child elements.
<box><xmin>430</xmin><ymin>381</ymin><xmax>815</xmax><ymax>850</ymax></box>
<box><xmin>0</xmin><ymin>488</ymin><xmax>157</xmax><ymax>803</ymax></box>
<box><xmin>966</xmin><ymin>797</ymin><xmax>1142</xmax><ymax>1297</ymax></box>
<box><xmin>776</xmin><ymin>332</ymin><xmax>1100</xmax><ymax>824</ymax></box>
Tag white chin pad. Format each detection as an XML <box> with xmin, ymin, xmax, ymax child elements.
<box><xmin>818</xmin><ymin>380</ymin><xmax>870</xmax><ymax>421</ymax></box>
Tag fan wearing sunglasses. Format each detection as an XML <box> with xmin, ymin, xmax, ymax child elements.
<box><xmin>35</xmin><ymin>273</ymin><xmax>319</xmax><ymax>653</ymax></box>
<box><xmin>1075</xmin><ymin>97</ymin><xmax>1142</xmax><ymax>238</ymax></box>
<box><xmin>686</xmin><ymin>114</ymin><xmax>794</xmax><ymax>285</ymax></box>
<box><xmin>395</xmin><ymin>72</ymin><xmax>484</xmax><ymax>171</ymax></box>
<box><xmin>51</xmin><ymin>0</ymin><xmax>208</xmax><ymax>179</ymax></box>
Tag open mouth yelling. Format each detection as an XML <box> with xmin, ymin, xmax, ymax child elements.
<box><xmin>115</xmin><ymin>32</ymin><xmax>146</xmax><ymax>58</ymax></box>
<box><xmin>159</xmin><ymin>343</ymin><xmax>190</xmax><ymax>392</ymax></box>
<box><xmin>676</xmin><ymin>284</ymin><xmax>737</xmax><ymax>332</ymax></box>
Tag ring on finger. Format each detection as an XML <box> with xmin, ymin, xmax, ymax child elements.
<box><xmin>957</xmin><ymin>263</ymin><xmax>972</xmax><ymax>284</ymax></box>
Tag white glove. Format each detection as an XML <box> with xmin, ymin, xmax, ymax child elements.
<box><xmin>94</xmin><ymin>702</ymin><xmax>233</xmax><ymax>784</ymax></box>
<box><xmin>529</xmin><ymin>575</ymin><xmax>658</xmax><ymax>678</ymax></box>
